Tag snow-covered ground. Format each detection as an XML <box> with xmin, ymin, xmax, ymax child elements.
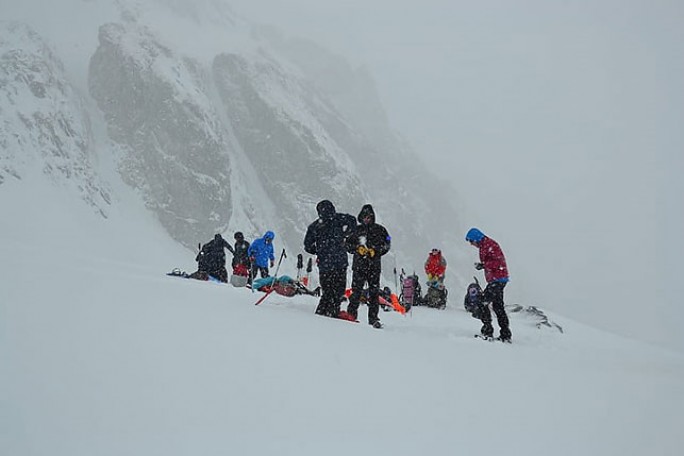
<box><xmin>2</xmin><ymin>176</ymin><xmax>683</xmax><ymax>456</ymax></box>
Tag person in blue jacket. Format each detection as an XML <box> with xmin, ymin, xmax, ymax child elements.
<box><xmin>248</xmin><ymin>231</ymin><xmax>276</xmax><ymax>279</ymax></box>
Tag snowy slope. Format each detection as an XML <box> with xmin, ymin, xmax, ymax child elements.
<box><xmin>2</xmin><ymin>0</ymin><xmax>468</xmax><ymax>282</ymax></box>
<box><xmin>1</xmin><ymin>165</ymin><xmax>683</xmax><ymax>456</ymax></box>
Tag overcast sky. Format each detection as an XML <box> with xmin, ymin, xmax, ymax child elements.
<box><xmin>228</xmin><ymin>0</ymin><xmax>684</xmax><ymax>348</ymax></box>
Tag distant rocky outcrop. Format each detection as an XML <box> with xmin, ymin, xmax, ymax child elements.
<box><xmin>212</xmin><ymin>52</ymin><xmax>367</xmax><ymax>249</ymax></box>
<box><xmin>509</xmin><ymin>305</ymin><xmax>564</xmax><ymax>333</ymax></box>
<box><xmin>89</xmin><ymin>22</ymin><xmax>233</xmax><ymax>246</ymax></box>
<box><xmin>0</xmin><ymin>21</ymin><xmax>110</xmax><ymax>216</ymax></box>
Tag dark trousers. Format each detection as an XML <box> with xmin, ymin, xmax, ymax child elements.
<box><xmin>211</xmin><ymin>266</ymin><xmax>228</xmax><ymax>283</ymax></box>
<box><xmin>347</xmin><ymin>267</ymin><xmax>381</xmax><ymax>324</ymax></box>
<box><xmin>251</xmin><ymin>265</ymin><xmax>270</xmax><ymax>279</ymax></box>
<box><xmin>316</xmin><ymin>268</ymin><xmax>347</xmax><ymax>317</ymax></box>
<box><xmin>478</xmin><ymin>281</ymin><xmax>511</xmax><ymax>339</ymax></box>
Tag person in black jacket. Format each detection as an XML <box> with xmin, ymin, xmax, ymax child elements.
<box><xmin>304</xmin><ymin>200</ymin><xmax>356</xmax><ymax>317</ymax></box>
<box><xmin>345</xmin><ymin>204</ymin><xmax>391</xmax><ymax>328</ymax></box>
<box><xmin>196</xmin><ymin>233</ymin><xmax>234</xmax><ymax>282</ymax></box>
<box><xmin>231</xmin><ymin>231</ymin><xmax>251</xmax><ymax>271</ymax></box>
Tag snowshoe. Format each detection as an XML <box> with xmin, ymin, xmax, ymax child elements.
<box><xmin>337</xmin><ymin>311</ymin><xmax>359</xmax><ymax>323</ymax></box>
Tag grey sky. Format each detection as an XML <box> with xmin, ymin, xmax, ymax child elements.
<box><xmin>229</xmin><ymin>0</ymin><xmax>684</xmax><ymax>349</ymax></box>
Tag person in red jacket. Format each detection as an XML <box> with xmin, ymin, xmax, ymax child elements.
<box><xmin>465</xmin><ymin>228</ymin><xmax>511</xmax><ymax>342</ymax></box>
<box><xmin>424</xmin><ymin>248</ymin><xmax>447</xmax><ymax>290</ymax></box>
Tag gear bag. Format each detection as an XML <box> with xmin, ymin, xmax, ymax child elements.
<box><xmin>424</xmin><ymin>284</ymin><xmax>448</xmax><ymax>309</ymax></box>
<box><xmin>464</xmin><ymin>277</ymin><xmax>483</xmax><ymax>318</ymax></box>
<box><xmin>400</xmin><ymin>275</ymin><xmax>422</xmax><ymax>308</ymax></box>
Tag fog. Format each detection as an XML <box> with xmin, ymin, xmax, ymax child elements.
<box><xmin>227</xmin><ymin>0</ymin><xmax>684</xmax><ymax>350</ymax></box>
<box><xmin>2</xmin><ymin>0</ymin><xmax>681</xmax><ymax>350</ymax></box>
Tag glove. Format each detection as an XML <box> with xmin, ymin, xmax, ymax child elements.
<box><xmin>270</xmin><ymin>259</ymin><xmax>275</xmax><ymax>268</ymax></box>
<box><xmin>357</xmin><ymin>245</ymin><xmax>369</xmax><ymax>256</ymax></box>
<box><xmin>474</xmin><ymin>262</ymin><xmax>484</xmax><ymax>270</ymax></box>
<box><xmin>367</xmin><ymin>248</ymin><xmax>376</xmax><ymax>258</ymax></box>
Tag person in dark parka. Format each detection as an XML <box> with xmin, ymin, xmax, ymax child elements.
<box><xmin>345</xmin><ymin>204</ymin><xmax>391</xmax><ymax>328</ymax></box>
<box><xmin>196</xmin><ymin>233</ymin><xmax>234</xmax><ymax>282</ymax></box>
<box><xmin>231</xmin><ymin>231</ymin><xmax>251</xmax><ymax>277</ymax></box>
<box><xmin>304</xmin><ymin>200</ymin><xmax>356</xmax><ymax>317</ymax></box>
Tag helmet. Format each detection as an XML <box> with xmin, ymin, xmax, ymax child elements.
<box><xmin>264</xmin><ymin>231</ymin><xmax>275</xmax><ymax>241</ymax></box>
<box><xmin>234</xmin><ymin>231</ymin><xmax>244</xmax><ymax>241</ymax></box>
<box><xmin>465</xmin><ymin>228</ymin><xmax>485</xmax><ymax>243</ymax></box>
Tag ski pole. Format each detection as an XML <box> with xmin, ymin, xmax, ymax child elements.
<box><xmin>304</xmin><ymin>257</ymin><xmax>313</xmax><ymax>286</ymax></box>
<box><xmin>393</xmin><ymin>266</ymin><xmax>398</xmax><ymax>295</ymax></box>
<box><xmin>272</xmin><ymin>248</ymin><xmax>286</xmax><ymax>279</ymax></box>
<box><xmin>297</xmin><ymin>253</ymin><xmax>303</xmax><ymax>281</ymax></box>
<box><xmin>249</xmin><ymin>262</ymin><xmax>255</xmax><ymax>293</ymax></box>
<box><xmin>255</xmin><ymin>249</ymin><xmax>286</xmax><ymax>306</ymax></box>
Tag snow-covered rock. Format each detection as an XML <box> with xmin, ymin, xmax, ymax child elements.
<box><xmin>0</xmin><ymin>21</ymin><xmax>110</xmax><ymax>216</ymax></box>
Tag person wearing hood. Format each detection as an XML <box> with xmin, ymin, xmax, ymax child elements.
<box><xmin>304</xmin><ymin>200</ymin><xmax>357</xmax><ymax>317</ymax></box>
<box><xmin>465</xmin><ymin>227</ymin><xmax>511</xmax><ymax>342</ymax></box>
<box><xmin>231</xmin><ymin>232</ymin><xmax>251</xmax><ymax>278</ymax></box>
<box><xmin>425</xmin><ymin>248</ymin><xmax>447</xmax><ymax>290</ymax></box>
<box><xmin>345</xmin><ymin>204</ymin><xmax>391</xmax><ymax>328</ymax></box>
<box><xmin>196</xmin><ymin>233</ymin><xmax>234</xmax><ymax>282</ymax></box>
<box><xmin>248</xmin><ymin>231</ymin><xmax>276</xmax><ymax>279</ymax></box>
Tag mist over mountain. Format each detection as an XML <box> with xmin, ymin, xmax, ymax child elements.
<box><xmin>1</xmin><ymin>0</ymin><xmax>467</xmax><ymax>284</ymax></box>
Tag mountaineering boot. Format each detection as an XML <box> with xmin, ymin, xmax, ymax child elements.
<box><xmin>370</xmin><ymin>320</ymin><xmax>383</xmax><ymax>329</ymax></box>
<box><xmin>481</xmin><ymin>323</ymin><xmax>494</xmax><ymax>338</ymax></box>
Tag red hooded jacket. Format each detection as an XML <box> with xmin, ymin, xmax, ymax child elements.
<box><xmin>424</xmin><ymin>251</ymin><xmax>447</xmax><ymax>277</ymax></box>
<box><xmin>478</xmin><ymin>236</ymin><xmax>509</xmax><ymax>283</ymax></box>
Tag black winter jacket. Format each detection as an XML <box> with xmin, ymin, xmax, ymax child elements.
<box><xmin>232</xmin><ymin>239</ymin><xmax>251</xmax><ymax>268</ymax></box>
<box><xmin>304</xmin><ymin>207</ymin><xmax>356</xmax><ymax>273</ymax></box>
<box><xmin>345</xmin><ymin>205</ymin><xmax>391</xmax><ymax>272</ymax></box>
<box><xmin>197</xmin><ymin>236</ymin><xmax>234</xmax><ymax>272</ymax></box>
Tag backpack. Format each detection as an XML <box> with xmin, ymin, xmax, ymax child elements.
<box><xmin>230</xmin><ymin>274</ymin><xmax>249</xmax><ymax>287</ymax></box>
<box><xmin>400</xmin><ymin>275</ymin><xmax>422</xmax><ymax>309</ymax></box>
<box><xmin>464</xmin><ymin>277</ymin><xmax>483</xmax><ymax>318</ymax></box>
<box><xmin>252</xmin><ymin>275</ymin><xmax>299</xmax><ymax>297</ymax></box>
<box><xmin>424</xmin><ymin>283</ymin><xmax>448</xmax><ymax>309</ymax></box>
<box><xmin>232</xmin><ymin>263</ymin><xmax>249</xmax><ymax>277</ymax></box>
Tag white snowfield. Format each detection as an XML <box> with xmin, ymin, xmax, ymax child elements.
<box><xmin>2</xmin><ymin>180</ymin><xmax>682</xmax><ymax>456</ymax></box>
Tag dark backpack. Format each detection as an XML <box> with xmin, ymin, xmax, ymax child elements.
<box><xmin>424</xmin><ymin>284</ymin><xmax>448</xmax><ymax>309</ymax></box>
<box><xmin>464</xmin><ymin>277</ymin><xmax>483</xmax><ymax>318</ymax></box>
